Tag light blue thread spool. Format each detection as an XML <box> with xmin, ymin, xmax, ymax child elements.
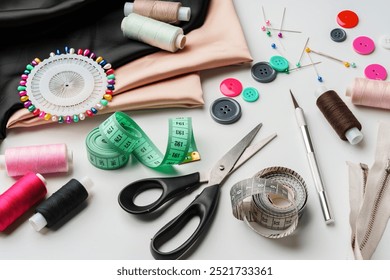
<box><xmin>121</xmin><ymin>13</ymin><xmax>186</xmax><ymax>53</ymax></box>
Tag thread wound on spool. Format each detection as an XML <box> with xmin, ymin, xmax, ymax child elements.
<box><xmin>121</xmin><ymin>13</ymin><xmax>186</xmax><ymax>53</ymax></box>
<box><xmin>133</xmin><ymin>0</ymin><xmax>183</xmax><ymax>23</ymax></box>
<box><xmin>346</xmin><ymin>77</ymin><xmax>390</xmax><ymax>110</ymax></box>
<box><xmin>3</xmin><ymin>143</ymin><xmax>71</xmax><ymax>177</ymax></box>
<box><xmin>33</xmin><ymin>179</ymin><xmax>89</xmax><ymax>229</ymax></box>
<box><xmin>0</xmin><ymin>172</ymin><xmax>47</xmax><ymax>232</ymax></box>
<box><xmin>316</xmin><ymin>90</ymin><xmax>362</xmax><ymax>141</ymax></box>
<box><xmin>124</xmin><ymin>1</ymin><xmax>191</xmax><ymax>22</ymax></box>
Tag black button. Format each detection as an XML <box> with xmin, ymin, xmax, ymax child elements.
<box><xmin>210</xmin><ymin>97</ymin><xmax>241</xmax><ymax>124</ymax></box>
<box><xmin>330</xmin><ymin>28</ymin><xmax>347</xmax><ymax>42</ymax></box>
<box><xmin>251</xmin><ymin>62</ymin><xmax>277</xmax><ymax>83</ymax></box>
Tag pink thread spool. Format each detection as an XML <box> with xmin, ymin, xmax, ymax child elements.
<box><xmin>0</xmin><ymin>143</ymin><xmax>72</xmax><ymax>177</ymax></box>
<box><xmin>0</xmin><ymin>172</ymin><xmax>47</xmax><ymax>231</ymax></box>
<box><xmin>346</xmin><ymin>77</ymin><xmax>390</xmax><ymax>110</ymax></box>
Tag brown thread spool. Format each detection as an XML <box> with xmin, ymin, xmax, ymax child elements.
<box><xmin>315</xmin><ymin>86</ymin><xmax>363</xmax><ymax>145</ymax></box>
<box><xmin>124</xmin><ymin>1</ymin><xmax>191</xmax><ymax>23</ymax></box>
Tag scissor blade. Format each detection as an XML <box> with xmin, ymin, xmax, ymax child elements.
<box><xmin>230</xmin><ymin>133</ymin><xmax>277</xmax><ymax>173</ymax></box>
<box><xmin>208</xmin><ymin>123</ymin><xmax>262</xmax><ymax>185</ymax></box>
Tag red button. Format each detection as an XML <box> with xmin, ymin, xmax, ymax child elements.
<box><xmin>337</xmin><ymin>10</ymin><xmax>359</xmax><ymax>28</ymax></box>
<box><xmin>220</xmin><ymin>78</ymin><xmax>243</xmax><ymax>97</ymax></box>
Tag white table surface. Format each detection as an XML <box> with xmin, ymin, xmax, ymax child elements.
<box><xmin>1</xmin><ymin>0</ymin><xmax>390</xmax><ymax>260</ymax></box>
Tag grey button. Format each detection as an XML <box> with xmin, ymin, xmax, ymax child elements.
<box><xmin>251</xmin><ymin>62</ymin><xmax>277</xmax><ymax>83</ymax></box>
<box><xmin>330</xmin><ymin>28</ymin><xmax>347</xmax><ymax>42</ymax></box>
<box><xmin>210</xmin><ymin>97</ymin><xmax>241</xmax><ymax>124</ymax></box>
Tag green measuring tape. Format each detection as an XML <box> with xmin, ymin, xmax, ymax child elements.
<box><xmin>86</xmin><ymin>112</ymin><xmax>200</xmax><ymax>170</ymax></box>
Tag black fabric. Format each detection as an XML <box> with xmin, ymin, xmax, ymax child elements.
<box><xmin>0</xmin><ymin>0</ymin><xmax>210</xmax><ymax>140</ymax></box>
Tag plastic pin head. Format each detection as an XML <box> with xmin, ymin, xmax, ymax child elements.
<box><xmin>305</xmin><ymin>47</ymin><xmax>311</xmax><ymax>53</ymax></box>
<box><xmin>343</xmin><ymin>62</ymin><xmax>350</xmax><ymax>68</ymax></box>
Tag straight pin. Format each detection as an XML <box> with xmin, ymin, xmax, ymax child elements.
<box><xmin>278</xmin><ymin>8</ymin><xmax>286</xmax><ymax>38</ymax></box>
<box><xmin>296</xmin><ymin>37</ymin><xmax>310</xmax><ymax>68</ymax></box>
<box><xmin>305</xmin><ymin>47</ymin><xmax>356</xmax><ymax>68</ymax></box>
<box><xmin>265</xmin><ymin>27</ymin><xmax>302</xmax><ymax>33</ymax></box>
<box><xmin>288</xmin><ymin>61</ymin><xmax>322</xmax><ymax>73</ymax></box>
<box><xmin>306</xmin><ymin>51</ymin><xmax>323</xmax><ymax>82</ymax></box>
<box><xmin>261</xmin><ymin>6</ymin><xmax>272</xmax><ymax>37</ymax></box>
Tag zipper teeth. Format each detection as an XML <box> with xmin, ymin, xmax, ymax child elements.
<box><xmin>360</xmin><ymin>163</ymin><xmax>369</xmax><ymax>194</ymax></box>
<box><xmin>359</xmin><ymin>159</ymin><xmax>390</xmax><ymax>251</ymax></box>
<box><xmin>352</xmin><ymin>163</ymin><xmax>369</xmax><ymax>248</ymax></box>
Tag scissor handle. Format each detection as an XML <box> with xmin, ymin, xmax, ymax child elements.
<box><xmin>150</xmin><ymin>184</ymin><xmax>220</xmax><ymax>260</ymax></box>
<box><xmin>118</xmin><ymin>172</ymin><xmax>201</xmax><ymax>215</ymax></box>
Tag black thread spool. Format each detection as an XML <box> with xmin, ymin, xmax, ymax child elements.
<box><xmin>29</xmin><ymin>178</ymin><xmax>93</xmax><ymax>231</ymax></box>
<box><xmin>315</xmin><ymin>86</ymin><xmax>363</xmax><ymax>145</ymax></box>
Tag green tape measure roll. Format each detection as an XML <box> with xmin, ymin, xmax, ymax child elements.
<box><xmin>230</xmin><ymin>167</ymin><xmax>307</xmax><ymax>239</ymax></box>
<box><xmin>86</xmin><ymin>127</ymin><xmax>129</xmax><ymax>170</ymax></box>
<box><xmin>86</xmin><ymin>112</ymin><xmax>200</xmax><ymax>170</ymax></box>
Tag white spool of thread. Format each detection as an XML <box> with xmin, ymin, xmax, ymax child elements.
<box><xmin>121</xmin><ymin>13</ymin><xmax>186</xmax><ymax>53</ymax></box>
<box><xmin>124</xmin><ymin>2</ymin><xmax>191</xmax><ymax>22</ymax></box>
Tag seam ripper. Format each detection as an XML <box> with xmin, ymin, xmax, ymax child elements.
<box><xmin>289</xmin><ymin>90</ymin><xmax>334</xmax><ymax>224</ymax></box>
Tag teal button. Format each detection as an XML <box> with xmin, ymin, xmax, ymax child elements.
<box><xmin>242</xmin><ymin>87</ymin><xmax>259</xmax><ymax>102</ymax></box>
<box><xmin>269</xmin><ymin>55</ymin><xmax>289</xmax><ymax>72</ymax></box>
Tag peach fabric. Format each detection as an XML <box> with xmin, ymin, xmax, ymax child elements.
<box><xmin>7</xmin><ymin>0</ymin><xmax>252</xmax><ymax>129</ymax></box>
<box><xmin>7</xmin><ymin>74</ymin><xmax>203</xmax><ymax>128</ymax></box>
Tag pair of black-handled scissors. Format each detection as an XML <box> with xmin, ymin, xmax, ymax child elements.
<box><xmin>118</xmin><ymin>123</ymin><xmax>276</xmax><ymax>260</ymax></box>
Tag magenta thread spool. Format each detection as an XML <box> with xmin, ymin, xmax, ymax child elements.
<box><xmin>0</xmin><ymin>172</ymin><xmax>47</xmax><ymax>232</ymax></box>
<box><xmin>0</xmin><ymin>143</ymin><xmax>72</xmax><ymax>177</ymax></box>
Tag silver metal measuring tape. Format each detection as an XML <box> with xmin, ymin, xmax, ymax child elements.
<box><xmin>230</xmin><ymin>166</ymin><xmax>308</xmax><ymax>238</ymax></box>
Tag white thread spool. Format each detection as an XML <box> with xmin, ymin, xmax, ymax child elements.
<box><xmin>121</xmin><ymin>13</ymin><xmax>186</xmax><ymax>53</ymax></box>
<box><xmin>124</xmin><ymin>2</ymin><xmax>191</xmax><ymax>21</ymax></box>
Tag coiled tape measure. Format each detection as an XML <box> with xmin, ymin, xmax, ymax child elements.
<box><xmin>86</xmin><ymin>112</ymin><xmax>200</xmax><ymax>170</ymax></box>
<box><xmin>230</xmin><ymin>166</ymin><xmax>308</xmax><ymax>238</ymax></box>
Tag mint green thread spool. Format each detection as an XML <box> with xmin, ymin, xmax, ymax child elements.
<box><xmin>121</xmin><ymin>13</ymin><xmax>186</xmax><ymax>53</ymax></box>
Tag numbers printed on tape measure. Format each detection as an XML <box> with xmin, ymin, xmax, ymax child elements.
<box><xmin>86</xmin><ymin>127</ymin><xmax>130</xmax><ymax>170</ymax></box>
<box><xmin>87</xmin><ymin>112</ymin><xmax>200</xmax><ymax>170</ymax></box>
<box><xmin>230</xmin><ymin>167</ymin><xmax>308</xmax><ymax>238</ymax></box>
